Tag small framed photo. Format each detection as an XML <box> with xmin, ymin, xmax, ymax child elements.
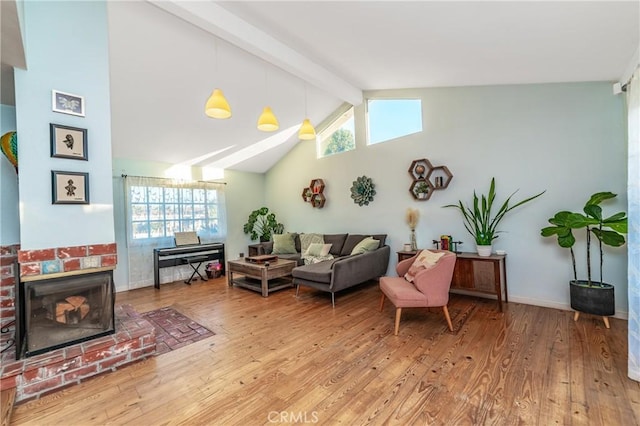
<box><xmin>50</xmin><ymin>124</ymin><xmax>88</xmax><ymax>160</ymax></box>
<box><xmin>52</xmin><ymin>90</ymin><xmax>85</xmax><ymax>117</ymax></box>
<box><xmin>52</xmin><ymin>171</ymin><xmax>89</xmax><ymax>205</ymax></box>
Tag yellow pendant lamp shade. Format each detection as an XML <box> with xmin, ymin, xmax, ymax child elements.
<box><xmin>205</xmin><ymin>89</ymin><xmax>232</xmax><ymax>119</ymax></box>
<box><xmin>298</xmin><ymin>118</ymin><xmax>316</xmax><ymax>140</ymax></box>
<box><xmin>257</xmin><ymin>106</ymin><xmax>279</xmax><ymax>131</ymax></box>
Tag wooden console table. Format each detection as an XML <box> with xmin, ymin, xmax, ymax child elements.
<box><xmin>450</xmin><ymin>252</ymin><xmax>507</xmax><ymax>312</ymax></box>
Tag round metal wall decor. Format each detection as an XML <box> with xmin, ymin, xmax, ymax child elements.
<box><xmin>350</xmin><ymin>175</ymin><xmax>376</xmax><ymax>206</ymax></box>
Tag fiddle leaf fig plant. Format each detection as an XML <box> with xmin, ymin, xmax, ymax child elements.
<box><xmin>243</xmin><ymin>207</ymin><xmax>284</xmax><ymax>241</ymax></box>
<box><xmin>540</xmin><ymin>192</ymin><xmax>627</xmax><ymax>286</ymax></box>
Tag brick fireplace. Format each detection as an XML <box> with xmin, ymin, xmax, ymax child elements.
<box><xmin>0</xmin><ymin>244</ymin><xmax>156</xmax><ymax>402</ymax></box>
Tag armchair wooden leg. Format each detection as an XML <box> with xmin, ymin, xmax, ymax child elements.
<box><xmin>379</xmin><ymin>293</ymin><xmax>385</xmax><ymax>311</ymax></box>
<box><xmin>394</xmin><ymin>308</ymin><xmax>402</xmax><ymax>335</ymax></box>
<box><xmin>442</xmin><ymin>305</ymin><xmax>454</xmax><ymax>332</ymax></box>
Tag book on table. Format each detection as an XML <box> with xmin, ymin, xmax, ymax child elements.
<box><xmin>245</xmin><ymin>255</ymin><xmax>278</xmax><ymax>264</ymax></box>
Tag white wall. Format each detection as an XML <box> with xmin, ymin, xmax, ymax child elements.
<box><xmin>0</xmin><ymin>104</ymin><xmax>20</xmax><ymax>245</ymax></box>
<box><xmin>266</xmin><ymin>82</ymin><xmax>629</xmax><ymax>316</ymax></box>
<box><xmin>112</xmin><ymin>158</ymin><xmax>265</xmax><ymax>292</ymax></box>
<box><xmin>14</xmin><ymin>1</ymin><xmax>114</xmax><ymax>250</ymax></box>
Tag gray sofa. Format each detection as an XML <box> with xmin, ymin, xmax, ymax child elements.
<box><xmin>250</xmin><ymin>233</ymin><xmax>390</xmax><ymax>307</ymax></box>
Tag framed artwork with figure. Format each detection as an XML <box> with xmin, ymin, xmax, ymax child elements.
<box><xmin>50</xmin><ymin>123</ymin><xmax>88</xmax><ymax>160</ymax></box>
<box><xmin>52</xmin><ymin>171</ymin><xmax>89</xmax><ymax>204</ymax></box>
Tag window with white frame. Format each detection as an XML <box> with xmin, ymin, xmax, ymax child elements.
<box><xmin>318</xmin><ymin>105</ymin><xmax>356</xmax><ymax>157</ymax></box>
<box><xmin>125</xmin><ymin>177</ymin><xmax>226</xmax><ymax>242</ymax></box>
<box><xmin>367</xmin><ymin>98</ymin><xmax>423</xmax><ymax>145</ymax></box>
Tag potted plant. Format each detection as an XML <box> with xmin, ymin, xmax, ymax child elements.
<box><xmin>540</xmin><ymin>192</ymin><xmax>627</xmax><ymax>327</ymax></box>
<box><xmin>444</xmin><ymin>177</ymin><xmax>545</xmax><ymax>256</ymax></box>
<box><xmin>415</xmin><ymin>181</ymin><xmax>430</xmax><ymax>199</ymax></box>
<box><xmin>243</xmin><ymin>207</ymin><xmax>284</xmax><ymax>241</ymax></box>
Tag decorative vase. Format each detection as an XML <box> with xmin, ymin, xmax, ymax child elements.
<box><xmin>410</xmin><ymin>229</ymin><xmax>417</xmax><ymax>251</ymax></box>
<box><xmin>476</xmin><ymin>244</ymin><xmax>492</xmax><ymax>257</ymax></box>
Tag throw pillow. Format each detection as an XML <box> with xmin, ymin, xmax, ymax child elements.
<box><xmin>272</xmin><ymin>233</ymin><xmax>297</xmax><ymax>254</ymax></box>
<box><xmin>404</xmin><ymin>250</ymin><xmax>445</xmax><ymax>282</ymax></box>
<box><xmin>299</xmin><ymin>233</ymin><xmax>324</xmax><ymax>254</ymax></box>
<box><xmin>305</xmin><ymin>243</ymin><xmax>332</xmax><ymax>257</ymax></box>
<box><xmin>350</xmin><ymin>236</ymin><xmax>380</xmax><ymax>255</ymax></box>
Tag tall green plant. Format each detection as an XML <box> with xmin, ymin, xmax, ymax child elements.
<box><xmin>540</xmin><ymin>192</ymin><xmax>627</xmax><ymax>286</ymax></box>
<box><xmin>444</xmin><ymin>178</ymin><xmax>545</xmax><ymax>245</ymax></box>
<box><xmin>243</xmin><ymin>207</ymin><xmax>284</xmax><ymax>241</ymax></box>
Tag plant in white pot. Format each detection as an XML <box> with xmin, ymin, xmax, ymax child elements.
<box><xmin>540</xmin><ymin>192</ymin><xmax>627</xmax><ymax>328</ymax></box>
<box><xmin>444</xmin><ymin>178</ymin><xmax>545</xmax><ymax>256</ymax></box>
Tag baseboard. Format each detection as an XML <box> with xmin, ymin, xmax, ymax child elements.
<box><xmin>508</xmin><ymin>295</ymin><xmax>629</xmax><ymax>320</ymax></box>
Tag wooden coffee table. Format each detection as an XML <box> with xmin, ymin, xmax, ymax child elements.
<box><xmin>227</xmin><ymin>258</ymin><xmax>297</xmax><ymax>297</ymax></box>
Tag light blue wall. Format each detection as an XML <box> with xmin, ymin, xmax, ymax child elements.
<box><xmin>14</xmin><ymin>1</ymin><xmax>114</xmax><ymax>249</ymax></box>
<box><xmin>266</xmin><ymin>82</ymin><xmax>629</xmax><ymax>316</ymax></box>
<box><xmin>112</xmin><ymin>158</ymin><xmax>265</xmax><ymax>291</ymax></box>
<box><xmin>0</xmin><ymin>105</ymin><xmax>20</xmax><ymax>245</ymax></box>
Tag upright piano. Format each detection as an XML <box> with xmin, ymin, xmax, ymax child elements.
<box><xmin>153</xmin><ymin>242</ymin><xmax>225</xmax><ymax>289</ymax></box>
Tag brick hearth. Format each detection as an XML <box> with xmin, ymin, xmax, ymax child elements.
<box><xmin>0</xmin><ymin>304</ymin><xmax>155</xmax><ymax>402</ymax></box>
<box><xmin>0</xmin><ymin>244</ymin><xmax>156</xmax><ymax>403</ymax></box>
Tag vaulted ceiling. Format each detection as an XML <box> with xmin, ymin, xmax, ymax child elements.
<box><xmin>2</xmin><ymin>1</ymin><xmax>638</xmax><ymax>173</ymax></box>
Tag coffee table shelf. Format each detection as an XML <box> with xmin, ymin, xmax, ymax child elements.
<box><xmin>227</xmin><ymin>258</ymin><xmax>296</xmax><ymax>297</ymax></box>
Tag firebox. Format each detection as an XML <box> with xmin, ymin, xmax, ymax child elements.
<box><xmin>16</xmin><ymin>270</ymin><xmax>115</xmax><ymax>359</ymax></box>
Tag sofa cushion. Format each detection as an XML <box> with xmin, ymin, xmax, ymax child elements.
<box><xmin>277</xmin><ymin>253</ymin><xmax>303</xmax><ymax>265</ymax></box>
<box><xmin>292</xmin><ymin>258</ymin><xmax>341</xmax><ymax>284</ymax></box>
<box><xmin>350</xmin><ymin>237</ymin><xmax>380</xmax><ymax>255</ymax></box>
<box><xmin>323</xmin><ymin>234</ymin><xmax>348</xmax><ymax>256</ymax></box>
<box><xmin>300</xmin><ymin>233</ymin><xmax>324</xmax><ymax>254</ymax></box>
<box><xmin>306</xmin><ymin>243</ymin><xmax>332</xmax><ymax>257</ymax></box>
<box><xmin>340</xmin><ymin>234</ymin><xmax>387</xmax><ymax>256</ymax></box>
<box><xmin>371</xmin><ymin>234</ymin><xmax>387</xmax><ymax>247</ymax></box>
<box><xmin>404</xmin><ymin>250</ymin><xmax>445</xmax><ymax>282</ymax></box>
<box><xmin>272</xmin><ymin>233</ymin><xmax>297</xmax><ymax>254</ymax></box>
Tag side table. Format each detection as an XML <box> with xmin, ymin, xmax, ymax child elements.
<box><xmin>397</xmin><ymin>250</ymin><xmax>419</xmax><ymax>263</ymax></box>
<box><xmin>451</xmin><ymin>252</ymin><xmax>508</xmax><ymax>312</ymax></box>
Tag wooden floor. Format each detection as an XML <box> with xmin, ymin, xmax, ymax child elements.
<box><xmin>9</xmin><ymin>277</ymin><xmax>640</xmax><ymax>425</ymax></box>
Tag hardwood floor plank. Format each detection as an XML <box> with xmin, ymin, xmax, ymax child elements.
<box><xmin>8</xmin><ymin>278</ymin><xmax>637</xmax><ymax>425</ymax></box>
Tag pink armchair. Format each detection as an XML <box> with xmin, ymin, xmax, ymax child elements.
<box><xmin>379</xmin><ymin>250</ymin><xmax>457</xmax><ymax>335</ymax></box>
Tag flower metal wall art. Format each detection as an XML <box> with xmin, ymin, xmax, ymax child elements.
<box><xmin>350</xmin><ymin>175</ymin><xmax>376</xmax><ymax>206</ymax></box>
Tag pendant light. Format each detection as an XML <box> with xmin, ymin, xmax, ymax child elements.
<box><xmin>298</xmin><ymin>85</ymin><xmax>316</xmax><ymax>140</ymax></box>
<box><xmin>206</xmin><ymin>89</ymin><xmax>232</xmax><ymax>119</ymax></box>
<box><xmin>205</xmin><ymin>38</ymin><xmax>232</xmax><ymax>119</ymax></box>
<box><xmin>257</xmin><ymin>107</ymin><xmax>279</xmax><ymax>131</ymax></box>
<box><xmin>257</xmin><ymin>66</ymin><xmax>279</xmax><ymax>131</ymax></box>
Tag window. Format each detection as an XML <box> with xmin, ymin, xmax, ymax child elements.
<box><xmin>318</xmin><ymin>105</ymin><xmax>355</xmax><ymax>157</ymax></box>
<box><xmin>367</xmin><ymin>99</ymin><xmax>423</xmax><ymax>145</ymax></box>
<box><xmin>125</xmin><ymin>176</ymin><xmax>226</xmax><ymax>241</ymax></box>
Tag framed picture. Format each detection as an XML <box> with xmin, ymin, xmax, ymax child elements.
<box><xmin>50</xmin><ymin>124</ymin><xmax>88</xmax><ymax>160</ymax></box>
<box><xmin>52</xmin><ymin>90</ymin><xmax>85</xmax><ymax>117</ymax></box>
<box><xmin>51</xmin><ymin>171</ymin><xmax>89</xmax><ymax>204</ymax></box>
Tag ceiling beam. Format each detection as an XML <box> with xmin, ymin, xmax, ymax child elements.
<box><xmin>146</xmin><ymin>0</ymin><xmax>363</xmax><ymax>106</ymax></box>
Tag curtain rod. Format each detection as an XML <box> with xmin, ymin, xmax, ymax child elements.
<box><xmin>120</xmin><ymin>174</ymin><xmax>227</xmax><ymax>184</ymax></box>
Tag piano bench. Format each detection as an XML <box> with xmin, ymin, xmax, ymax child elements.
<box><xmin>181</xmin><ymin>255</ymin><xmax>210</xmax><ymax>284</ymax></box>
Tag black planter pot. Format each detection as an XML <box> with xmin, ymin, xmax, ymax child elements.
<box><xmin>570</xmin><ymin>280</ymin><xmax>615</xmax><ymax>316</ymax></box>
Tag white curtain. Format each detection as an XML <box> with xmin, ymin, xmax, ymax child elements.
<box><xmin>627</xmin><ymin>68</ymin><xmax>640</xmax><ymax>382</ymax></box>
<box><xmin>123</xmin><ymin>175</ymin><xmax>227</xmax><ymax>289</ymax></box>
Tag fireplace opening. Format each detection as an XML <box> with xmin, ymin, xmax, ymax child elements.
<box><xmin>17</xmin><ymin>270</ymin><xmax>115</xmax><ymax>359</ymax></box>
